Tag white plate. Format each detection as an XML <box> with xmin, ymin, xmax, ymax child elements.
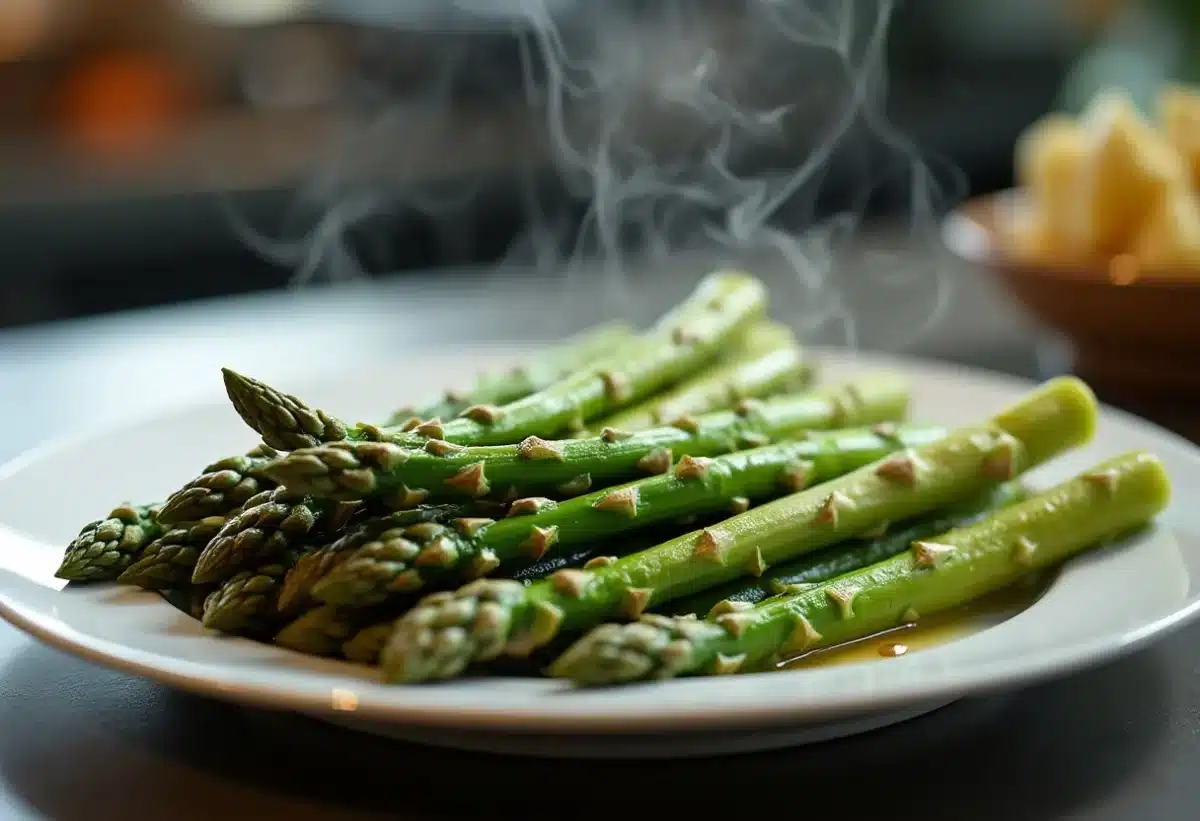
<box><xmin>0</xmin><ymin>349</ymin><xmax>1197</xmax><ymax>758</ymax></box>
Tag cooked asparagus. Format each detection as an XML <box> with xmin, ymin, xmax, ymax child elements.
<box><xmin>550</xmin><ymin>450</ymin><xmax>1170</xmax><ymax>684</ymax></box>
<box><xmin>222</xmin><ymin>271</ymin><xmax>768</xmax><ymax>450</ymax></box>
<box><xmin>664</xmin><ymin>481</ymin><xmax>1027</xmax><ymax>616</ymax></box>
<box><xmin>280</xmin><ymin>524</ymin><xmax>668</xmax><ymax>661</ymax></box>
<box><xmin>308</xmin><ymin>426</ymin><xmax>947</xmax><ymax>609</ymax></box>
<box><xmin>274</xmin><ymin>604</ymin><xmax>378</xmax><ymax>656</ymax></box>
<box><xmin>55</xmin><ymin>503</ymin><xmax>164</xmax><ymax>582</ymax></box>
<box><xmin>264</xmin><ymin>374</ymin><xmax>910</xmax><ymax>504</ymax></box>
<box><xmin>275</xmin><ymin>503</ymin><xmax>490</xmax><ymax>615</ymax></box>
<box><xmin>157</xmin><ymin>445</ymin><xmax>280</xmax><ymax>525</ymax></box>
<box><xmin>378</xmin><ymin>376</ymin><xmax>1097</xmax><ymax>682</ymax></box>
<box><xmin>339</xmin><ymin>531</ymin><xmax>677</xmax><ymax>665</ymax></box>
<box><xmin>201</xmin><ymin>550</ymin><xmax>303</xmax><ymax>636</ymax></box>
<box><xmin>118</xmin><ymin>516</ymin><xmax>229</xmax><ymax>589</ymax></box>
<box><xmin>588</xmin><ymin>320</ymin><xmax>813</xmax><ymax>432</ymax></box>
<box><xmin>191</xmin><ymin>488</ymin><xmax>361</xmax><ymax>584</ymax></box>
<box><xmin>386</xmin><ymin>321</ymin><xmax>637</xmax><ymax>425</ymax></box>
<box><xmin>342</xmin><ymin>622</ymin><xmax>396</xmax><ymax>664</ymax></box>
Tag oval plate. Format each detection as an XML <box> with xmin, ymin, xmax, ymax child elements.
<box><xmin>0</xmin><ymin>349</ymin><xmax>1196</xmax><ymax>755</ymax></box>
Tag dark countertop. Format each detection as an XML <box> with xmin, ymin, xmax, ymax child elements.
<box><xmin>0</xmin><ymin>257</ymin><xmax>1195</xmax><ymax>821</ymax></box>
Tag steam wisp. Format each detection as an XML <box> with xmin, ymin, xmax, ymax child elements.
<box><xmin>227</xmin><ymin>0</ymin><xmax>964</xmax><ymax>350</ymax></box>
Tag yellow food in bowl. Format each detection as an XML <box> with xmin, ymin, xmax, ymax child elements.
<box><xmin>1010</xmin><ymin>85</ymin><xmax>1200</xmax><ymax>275</ymax></box>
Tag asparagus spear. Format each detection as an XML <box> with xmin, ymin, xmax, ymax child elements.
<box><xmin>117</xmin><ymin>516</ymin><xmax>228</xmax><ymax>589</ymax></box>
<box><xmin>157</xmin><ymin>444</ymin><xmax>280</xmax><ymax>525</ymax></box>
<box><xmin>275</xmin><ymin>503</ymin><xmax>492</xmax><ymax>615</ymax></box>
<box><xmin>378</xmin><ymin>376</ymin><xmax>1097</xmax><ymax>682</ymax></box>
<box><xmin>274</xmin><ymin>604</ymin><xmax>378</xmax><ymax>657</ymax></box>
<box><xmin>277</xmin><ymin>536</ymin><xmax>645</xmax><ymax>661</ymax></box>
<box><xmin>222</xmin><ymin>271</ymin><xmax>768</xmax><ymax>450</ymax></box>
<box><xmin>275</xmin><ymin>602</ymin><xmax>414</xmax><ymax>657</ymax></box>
<box><xmin>589</xmin><ymin>320</ymin><xmax>812</xmax><ymax>432</ymax></box>
<box><xmin>338</xmin><ymin>532</ymin><xmax>675</xmax><ymax>665</ymax></box>
<box><xmin>55</xmin><ymin>503</ymin><xmax>164</xmax><ymax>582</ymax></box>
<box><xmin>664</xmin><ymin>481</ymin><xmax>1027</xmax><ymax>616</ymax></box>
<box><xmin>385</xmin><ymin>321</ymin><xmax>637</xmax><ymax>425</ymax></box>
<box><xmin>343</xmin><ymin>622</ymin><xmax>396</xmax><ymax>665</ymax></box>
<box><xmin>201</xmin><ymin>550</ymin><xmax>303</xmax><ymax>636</ymax></box>
<box><xmin>264</xmin><ymin>374</ymin><xmax>910</xmax><ymax>504</ymax></box>
<box><xmin>307</xmin><ymin>426</ymin><xmax>947</xmax><ymax>609</ymax></box>
<box><xmin>285</xmin><ymin>523</ymin><xmax>692</xmax><ymax>664</ymax></box>
<box><xmin>190</xmin><ymin>488</ymin><xmax>362</xmax><ymax>584</ymax></box>
<box><xmin>551</xmin><ymin>450</ymin><xmax>1170</xmax><ymax>684</ymax></box>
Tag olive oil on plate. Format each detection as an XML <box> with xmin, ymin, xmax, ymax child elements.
<box><xmin>780</xmin><ymin>572</ymin><xmax>1052</xmax><ymax>671</ymax></box>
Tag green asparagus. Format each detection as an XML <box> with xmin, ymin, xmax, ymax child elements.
<box><xmin>343</xmin><ymin>621</ymin><xmax>396</xmax><ymax>664</ymax></box>
<box><xmin>157</xmin><ymin>444</ymin><xmax>280</xmax><ymax>525</ymax></box>
<box><xmin>587</xmin><ymin>320</ymin><xmax>812</xmax><ymax>432</ymax></box>
<box><xmin>330</xmin><ymin>527</ymin><xmax>681</xmax><ymax>665</ymax></box>
<box><xmin>550</xmin><ymin>450</ymin><xmax>1170</xmax><ymax>684</ymax></box>
<box><xmin>118</xmin><ymin>516</ymin><xmax>228</xmax><ymax>589</ymax></box>
<box><xmin>274</xmin><ymin>504</ymin><xmax>491</xmax><ymax>615</ymax></box>
<box><xmin>55</xmin><ymin>503</ymin><xmax>164</xmax><ymax>582</ymax></box>
<box><xmin>308</xmin><ymin>426</ymin><xmax>947</xmax><ymax>609</ymax></box>
<box><xmin>223</xmin><ymin>271</ymin><xmax>768</xmax><ymax>450</ymax></box>
<box><xmin>276</xmin><ymin>537</ymin><xmax>631</xmax><ymax>662</ymax></box>
<box><xmin>201</xmin><ymin>550</ymin><xmax>303</xmax><ymax>635</ymax></box>
<box><xmin>664</xmin><ymin>481</ymin><xmax>1027</xmax><ymax>615</ymax></box>
<box><xmin>386</xmin><ymin>321</ymin><xmax>637</xmax><ymax>425</ymax></box>
<box><xmin>340</xmin><ymin>535</ymin><xmax>673</xmax><ymax>665</ymax></box>
<box><xmin>264</xmin><ymin>374</ymin><xmax>910</xmax><ymax>504</ymax></box>
<box><xmin>191</xmin><ymin>488</ymin><xmax>361</xmax><ymax>584</ymax></box>
<box><xmin>274</xmin><ymin>605</ymin><xmax>376</xmax><ymax>656</ymax></box>
<box><xmin>378</xmin><ymin>376</ymin><xmax>1097</xmax><ymax>682</ymax></box>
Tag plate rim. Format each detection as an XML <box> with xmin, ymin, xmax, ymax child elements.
<box><xmin>2</xmin><ymin>569</ymin><xmax>1197</xmax><ymax>734</ymax></box>
<box><xmin>2</xmin><ymin>347</ymin><xmax>1199</xmax><ymax>734</ymax></box>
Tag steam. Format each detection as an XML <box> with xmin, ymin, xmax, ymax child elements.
<box><xmin>225</xmin><ymin>0</ymin><xmax>963</xmax><ymax>349</ymax></box>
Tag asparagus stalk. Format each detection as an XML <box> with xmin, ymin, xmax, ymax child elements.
<box><xmin>190</xmin><ymin>488</ymin><xmax>362</xmax><ymax>584</ymax></box>
<box><xmin>275</xmin><ymin>601</ymin><xmax>420</xmax><ymax>658</ymax></box>
<box><xmin>275</xmin><ymin>503</ymin><xmax>492</xmax><ymax>615</ymax></box>
<box><xmin>664</xmin><ymin>481</ymin><xmax>1027</xmax><ymax>616</ymax></box>
<box><xmin>385</xmin><ymin>321</ymin><xmax>637</xmax><ymax>425</ymax></box>
<box><xmin>264</xmin><ymin>374</ymin><xmax>910</xmax><ymax>504</ymax></box>
<box><xmin>117</xmin><ymin>516</ymin><xmax>229</xmax><ymax>589</ymax></box>
<box><xmin>343</xmin><ymin>622</ymin><xmax>397</xmax><ymax>665</ymax></box>
<box><xmin>201</xmin><ymin>549</ymin><xmax>303</xmax><ymax>636</ymax></box>
<box><xmin>157</xmin><ymin>445</ymin><xmax>280</xmax><ymax>525</ymax></box>
<box><xmin>550</xmin><ymin>450</ymin><xmax>1170</xmax><ymax>684</ymax></box>
<box><xmin>274</xmin><ymin>604</ymin><xmax>381</xmax><ymax>657</ymax></box>
<box><xmin>275</xmin><ymin>538</ymin><xmax>638</xmax><ymax>661</ymax></box>
<box><xmin>378</xmin><ymin>376</ymin><xmax>1097</xmax><ymax>682</ymax></box>
<box><xmin>307</xmin><ymin>426</ymin><xmax>947</xmax><ymax>609</ymax></box>
<box><xmin>587</xmin><ymin>320</ymin><xmax>813</xmax><ymax>432</ymax></box>
<box><xmin>55</xmin><ymin>503</ymin><xmax>164</xmax><ymax>582</ymax></box>
<box><xmin>222</xmin><ymin>271</ymin><xmax>768</xmax><ymax>450</ymax></box>
<box><xmin>338</xmin><ymin>531</ymin><xmax>678</xmax><ymax>665</ymax></box>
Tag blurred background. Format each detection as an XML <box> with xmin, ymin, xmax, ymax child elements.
<box><xmin>3</xmin><ymin>0</ymin><xmax>1194</xmax><ymax>329</ymax></box>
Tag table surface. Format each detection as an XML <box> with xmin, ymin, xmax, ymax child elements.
<box><xmin>0</xmin><ymin>260</ymin><xmax>1196</xmax><ymax>821</ymax></box>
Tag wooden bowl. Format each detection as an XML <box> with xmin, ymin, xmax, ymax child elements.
<box><xmin>943</xmin><ymin>190</ymin><xmax>1200</xmax><ymax>437</ymax></box>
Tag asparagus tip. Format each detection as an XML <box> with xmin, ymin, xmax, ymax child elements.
<box><xmin>380</xmin><ymin>580</ymin><xmax>525</xmax><ymax>683</ymax></box>
<box><xmin>220</xmin><ymin>368</ymin><xmax>347</xmax><ymax>452</ymax></box>
<box><xmin>549</xmin><ymin>616</ymin><xmax>722</xmax><ymax>685</ymax></box>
